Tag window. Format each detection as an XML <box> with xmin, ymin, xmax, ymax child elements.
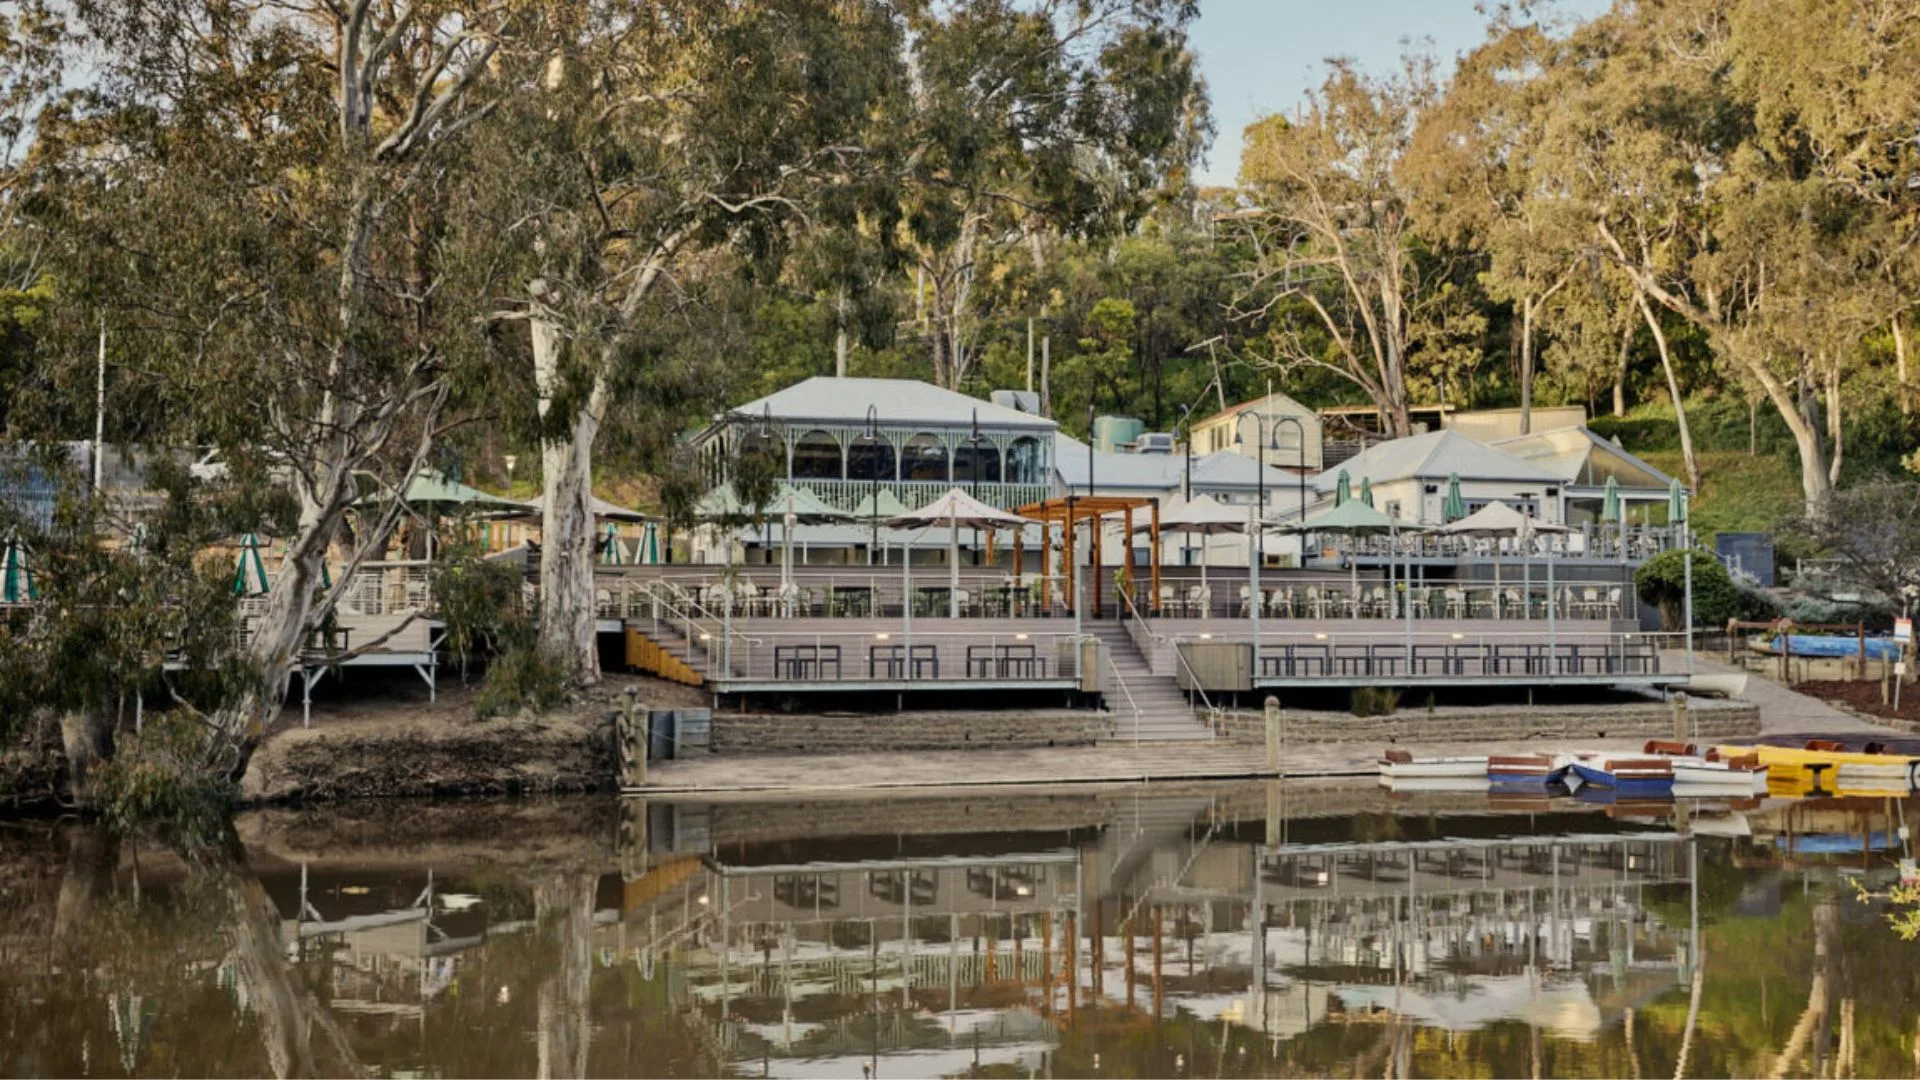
<box><xmin>1005</xmin><ymin>436</ymin><xmax>1043</xmax><ymax>484</ymax></box>
<box><xmin>791</xmin><ymin>429</ymin><xmax>842</xmax><ymax>480</ymax></box>
<box><xmin>900</xmin><ymin>433</ymin><xmax>948</xmax><ymax>481</ymax></box>
<box><xmin>954</xmin><ymin>440</ymin><xmax>1001</xmax><ymax>485</ymax></box>
<box><xmin>847</xmin><ymin>433</ymin><xmax>895</xmax><ymax>481</ymax></box>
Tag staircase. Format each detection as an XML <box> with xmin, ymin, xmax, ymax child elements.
<box><xmin>1084</xmin><ymin>622</ymin><xmax>1216</xmax><ymax>742</ymax></box>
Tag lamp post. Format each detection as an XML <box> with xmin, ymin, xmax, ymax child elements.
<box><xmin>968</xmin><ymin>408</ymin><xmax>983</xmax><ymax>567</ymax></box>
<box><xmin>861</xmin><ymin>404</ymin><xmax>880</xmax><ymax>566</ymax></box>
<box><xmin>1179</xmin><ymin>403</ymin><xmax>1193</xmax><ymax>570</ymax></box>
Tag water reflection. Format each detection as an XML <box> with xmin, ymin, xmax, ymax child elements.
<box><xmin>2</xmin><ymin>787</ymin><xmax>1918</xmax><ymax>1077</ymax></box>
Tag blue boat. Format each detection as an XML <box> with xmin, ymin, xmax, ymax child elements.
<box><xmin>1566</xmin><ymin>753</ymin><xmax>1675</xmax><ymax>797</ymax></box>
<box><xmin>1487</xmin><ymin>754</ymin><xmax>1562</xmax><ymax>786</ymax></box>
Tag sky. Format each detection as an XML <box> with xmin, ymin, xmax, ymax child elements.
<box><xmin>1189</xmin><ymin>0</ymin><xmax>1612</xmax><ymax>188</ymax></box>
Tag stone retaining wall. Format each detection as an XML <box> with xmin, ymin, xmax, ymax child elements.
<box><xmin>706</xmin><ymin>710</ymin><xmax>1111</xmax><ymax>755</ymax></box>
<box><xmin>1218</xmin><ymin>699</ymin><xmax>1761</xmax><ymax>745</ymax></box>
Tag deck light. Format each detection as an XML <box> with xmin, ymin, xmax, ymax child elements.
<box><xmin>1451</xmin><ymin>633</ymin><xmax>1464</xmax><ymax>640</ymax></box>
<box><xmin>1314</xmin><ymin>632</ymin><xmax>1327</xmax><ymax>640</ymax></box>
<box><xmin>1199</xmin><ymin>632</ymin><xmax>1212</xmax><ymax>640</ymax></box>
<box><xmin>1015</xmin><ymin>632</ymin><xmax>1029</xmax><ymax>641</ymax></box>
<box><xmin>875</xmin><ymin>632</ymin><xmax>890</xmax><ymax>640</ymax></box>
<box><xmin>699</xmin><ymin>632</ymin><xmax>712</xmax><ymax>641</ymax></box>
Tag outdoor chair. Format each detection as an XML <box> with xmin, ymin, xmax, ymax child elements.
<box><xmin>1469</xmin><ymin>589</ymin><xmax>1497</xmax><ymax>618</ymax></box>
<box><xmin>1606</xmin><ymin>586</ymin><xmax>1623</xmax><ymax>618</ymax></box>
<box><xmin>1159</xmin><ymin>584</ymin><xmax>1177</xmax><ymax>615</ymax></box>
<box><xmin>1443</xmin><ymin>587</ymin><xmax>1466</xmax><ymax>618</ymax></box>
<box><xmin>1268</xmin><ymin>588</ymin><xmax>1291</xmax><ymax>618</ymax></box>
<box><xmin>1367</xmin><ymin>586</ymin><xmax>1390</xmax><ymax>617</ymax></box>
<box><xmin>953</xmin><ymin>588</ymin><xmax>972</xmax><ymax>616</ymax></box>
<box><xmin>1304</xmin><ymin>586</ymin><xmax>1327</xmax><ymax>619</ymax></box>
<box><xmin>1239</xmin><ymin>584</ymin><xmax>1254</xmax><ymax>617</ymax></box>
<box><xmin>1408</xmin><ymin>588</ymin><xmax>1431</xmax><ymax>618</ymax></box>
<box><xmin>1188</xmin><ymin>585</ymin><xmax>1210</xmax><ymax>618</ymax></box>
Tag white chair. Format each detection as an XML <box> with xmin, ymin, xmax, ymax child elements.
<box><xmin>1444</xmin><ymin>587</ymin><xmax>1466</xmax><ymax>619</ymax></box>
<box><xmin>1239</xmin><ymin>584</ymin><xmax>1254</xmax><ymax>617</ymax></box>
<box><xmin>1159</xmin><ymin>584</ymin><xmax>1177</xmax><ymax>615</ymax></box>
<box><xmin>1305</xmin><ymin>586</ymin><xmax>1326</xmax><ymax>619</ymax></box>
<box><xmin>1188</xmin><ymin>584</ymin><xmax>1210</xmax><ymax>618</ymax></box>
<box><xmin>1368</xmin><ymin>586</ymin><xmax>1390</xmax><ymax>617</ymax></box>
<box><xmin>1606</xmin><ymin>586</ymin><xmax>1622</xmax><ymax>618</ymax></box>
<box><xmin>1268</xmin><ymin>588</ymin><xmax>1292</xmax><ymax>618</ymax></box>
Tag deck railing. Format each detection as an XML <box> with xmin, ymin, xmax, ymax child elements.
<box><xmin>1189</xmin><ymin>625</ymin><xmax>1663</xmax><ymax>681</ymax></box>
<box><xmin>708</xmin><ymin>627</ymin><xmax>1082</xmax><ymax>686</ymax></box>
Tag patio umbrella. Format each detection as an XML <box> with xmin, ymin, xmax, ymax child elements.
<box><xmin>1152</xmin><ymin>494</ymin><xmax>1247</xmax><ymax>600</ymax></box>
<box><xmin>1668</xmin><ymin>477</ymin><xmax>1686</xmax><ymax>526</ymax></box>
<box><xmin>1</xmin><ymin>533</ymin><xmax>34</xmax><ymax>603</ymax></box>
<box><xmin>129</xmin><ymin>522</ymin><xmax>148</xmax><ymax>556</ymax></box>
<box><xmin>1443</xmin><ymin>473</ymin><xmax>1466</xmax><ymax>522</ymax></box>
<box><xmin>769</xmin><ymin>484</ymin><xmax>849</xmax><ymax>593</ymax></box>
<box><xmin>638</xmin><ymin>521</ymin><xmax>661</xmax><ymax>565</ymax></box>
<box><xmin>1437</xmin><ymin>501</ymin><xmax>1569</xmax><ymax>538</ymax></box>
<box><xmin>600</xmin><ymin>522</ymin><xmax>626</xmax><ymax>565</ymax></box>
<box><xmin>887</xmin><ymin>487</ymin><xmax>1030</xmax><ymax>618</ymax></box>
<box><xmin>852</xmin><ymin>488</ymin><xmax>911</xmax><ymax>564</ymax></box>
<box><xmin>233</xmin><ymin>533</ymin><xmax>270</xmax><ymax>596</ymax></box>
<box><xmin>1281</xmin><ymin>500</ymin><xmax>1411</xmax><ymax>606</ymax></box>
<box><xmin>1359</xmin><ymin>476</ymin><xmax>1375</xmax><ymax>508</ymax></box>
<box><xmin>1335</xmin><ymin>469</ymin><xmax>1352</xmax><ymax>506</ymax></box>
<box><xmin>1601</xmin><ymin>475</ymin><xmax>1621</xmax><ymax>521</ymax></box>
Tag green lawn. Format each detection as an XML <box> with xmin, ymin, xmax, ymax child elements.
<box><xmin>1638</xmin><ymin>449</ymin><xmax>1803</xmax><ymax>539</ymax></box>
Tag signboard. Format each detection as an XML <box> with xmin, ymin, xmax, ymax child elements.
<box><xmin>1897</xmin><ymin>617</ymin><xmax>1913</xmax><ymax>644</ymax></box>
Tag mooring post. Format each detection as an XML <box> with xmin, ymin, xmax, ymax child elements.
<box><xmin>1671</xmin><ymin>690</ymin><xmax>1688</xmax><ymax>742</ymax></box>
<box><xmin>1264</xmin><ymin>695</ymin><xmax>1282</xmax><ymax>775</ymax></box>
<box><xmin>620</xmin><ymin>685</ymin><xmax>647</xmax><ymax>788</ymax></box>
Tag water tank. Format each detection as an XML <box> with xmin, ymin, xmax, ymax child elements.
<box><xmin>1093</xmin><ymin>415</ymin><xmax>1145</xmax><ymax>453</ymax></box>
<box><xmin>990</xmin><ymin>389</ymin><xmax>1042</xmax><ymax>414</ymax></box>
<box><xmin>1137</xmin><ymin>432</ymin><xmax>1175</xmax><ymax>454</ymax></box>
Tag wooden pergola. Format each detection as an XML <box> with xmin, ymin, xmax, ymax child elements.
<box><xmin>1015</xmin><ymin>495</ymin><xmax>1161</xmax><ymax>617</ymax></box>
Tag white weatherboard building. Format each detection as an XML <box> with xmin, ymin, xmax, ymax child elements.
<box><xmin>1311</xmin><ymin>429</ymin><xmax>1567</xmax><ymax>525</ymax></box>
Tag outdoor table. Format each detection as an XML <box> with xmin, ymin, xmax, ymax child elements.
<box><xmin>868</xmin><ymin>643</ymin><xmax>939</xmax><ymax>678</ymax></box>
<box><xmin>774</xmin><ymin>644</ymin><xmax>842</xmax><ymax>680</ymax></box>
<box><xmin>831</xmin><ymin>587</ymin><xmax>873</xmax><ymax>617</ymax></box>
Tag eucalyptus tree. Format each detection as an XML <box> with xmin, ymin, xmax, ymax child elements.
<box><xmin>890</xmin><ymin>0</ymin><xmax>1208</xmax><ymax>391</ymax></box>
<box><xmin>1234</xmin><ymin>60</ymin><xmax>1443</xmax><ymax>439</ymax></box>
<box><xmin>463</xmin><ymin>1</ymin><xmax>905</xmax><ymax>684</ymax></box>
<box><xmin>34</xmin><ymin>1</ymin><xmax>527</xmax><ymax>773</ymax></box>
<box><xmin>1540</xmin><ymin>0</ymin><xmax>1918</xmax><ymax>511</ymax></box>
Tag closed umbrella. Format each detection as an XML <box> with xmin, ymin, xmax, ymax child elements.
<box><xmin>1443</xmin><ymin>473</ymin><xmax>1466</xmax><ymax>522</ymax></box>
<box><xmin>887</xmin><ymin>487</ymin><xmax>1030</xmax><ymax>618</ymax></box>
<box><xmin>1359</xmin><ymin>476</ymin><xmax>1375</xmax><ymax>508</ymax></box>
<box><xmin>233</xmin><ymin>533</ymin><xmax>270</xmax><ymax>596</ymax></box>
<box><xmin>129</xmin><ymin>522</ymin><xmax>148</xmax><ymax>556</ymax></box>
<box><xmin>1</xmin><ymin>533</ymin><xmax>34</xmax><ymax>603</ymax></box>
<box><xmin>1335</xmin><ymin>469</ymin><xmax>1352</xmax><ymax>507</ymax></box>
<box><xmin>639</xmin><ymin>521</ymin><xmax>661</xmax><ymax>565</ymax></box>
<box><xmin>1601</xmin><ymin>475</ymin><xmax>1621</xmax><ymax>521</ymax></box>
<box><xmin>1668</xmin><ymin>477</ymin><xmax>1685</xmax><ymax>525</ymax></box>
<box><xmin>600</xmin><ymin>522</ymin><xmax>626</xmax><ymax>565</ymax></box>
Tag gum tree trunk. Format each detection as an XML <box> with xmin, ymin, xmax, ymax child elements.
<box><xmin>535</xmin><ymin>871</ymin><xmax>597</xmax><ymax>1079</ymax></box>
<box><xmin>531</xmin><ymin>299</ymin><xmax>607</xmax><ymax>684</ymax></box>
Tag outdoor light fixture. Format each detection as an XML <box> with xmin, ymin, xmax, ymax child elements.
<box><xmin>1015</xmin><ymin>632</ymin><xmax>1029</xmax><ymax>640</ymax></box>
<box><xmin>1314</xmin><ymin>632</ymin><xmax>1328</xmax><ymax>640</ymax></box>
<box><xmin>699</xmin><ymin>632</ymin><xmax>712</xmax><ymax>641</ymax></box>
<box><xmin>875</xmin><ymin>632</ymin><xmax>890</xmax><ymax>640</ymax></box>
<box><xmin>1199</xmin><ymin>632</ymin><xmax>1212</xmax><ymax>640</ymax></box>
<box><xmin>1451</xmin><ymin>633</ymin><xmax>1464</xmax><ymax>640</ymax></box>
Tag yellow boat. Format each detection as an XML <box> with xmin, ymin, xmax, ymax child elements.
<box><xmin>1713</xmin><ymin>743</ymin><xmax>1920</xmax><ymax>792</ymax></box>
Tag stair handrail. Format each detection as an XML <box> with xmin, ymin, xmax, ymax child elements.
<box><xmin>1117</xmin><ymin>800</ymin><xmax>1223</xmax><ymax>931</ymax></box>
<box><xmin>1096</xmin><ymin>632</ymin><xmax>1146</xmax><ymax>744</ymax></box>
<box><xmin>638</xmin><ymin>579</ymin><xmax>761</xmax><ymax>671</ymax></box>
<box><xmin>1117</xmin><ymin>582</ymin><xmax>1223</xmax><ymax>736</ymax></box>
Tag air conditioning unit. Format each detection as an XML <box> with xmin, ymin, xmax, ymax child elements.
<box><xmin>990</xmin><ymin>389</ymin><xmax>1042</xmax><ymax>414</ymax></box>
<box><xmin>1137</xmin><ymin>432</ymin><xmax>1175</xmax><ymax>454</ymax></box>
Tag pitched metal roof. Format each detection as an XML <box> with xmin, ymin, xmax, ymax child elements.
<box><xmin>1052</xmin><ymin>432</ymin><xmax>1303</xmax><ymax>492</ymax></box>
<box><xmin>1311</xmin><ymin>430</ymin><xmax>1560</xmax><ymax>493</ymax></box>
<box><xmin>728</xmin><ymin>377</ymin><xmax>1057</xmax><ymax>430</ymax></box>
<box><xmin>1489</xmin><ymin>427</ymin><xmax>1677</xmax><ymax>491</ymax></box>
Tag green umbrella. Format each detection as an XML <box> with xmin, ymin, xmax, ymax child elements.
<box><xmin>1334</xmin><ymin>469</ymin><xmax>1352</xmax><ymax>507</ymax></box>
<box><xmin>600</xmin><ymin>522</ymin><xmax>626</xmax><ymax>565</ymax></box>
<box><xmin>233</xmin><ymin>533</ymin><xmax>270</xmax><ymax>596</ymax></box>
<box><xmin>852</xmin><ymin>488</ymin><xmax>912</xmax><ymax>520</ymax></box>
<box><xmin>1600</xmin><ymin>475</ymin><xmax>1622</xmax><ymax>522</ymax></box>
<box><xmin>1</xmin><ymin>534</ymin><xmax>35</xmax><ymax>603</ymax></box>
<box><xmin>1283</xmin><ymin>499</ymin><xmax>1408</xmax><ymax>537</ymax></box>
<box><xmin>129</xmin><ymin>522</ymin><xmax>148</xmax><ymax>556</ymax></box>
<box><xmin>639</xmin><ymin>521</ymin><xmax>661</xmax><ymax>565</ymax></box>
<box><xmin>1667</xmin><ymin>477</ymin><xmax>1686</xmax><ymax>524</ymax></box>
<box><xmin>1358</xmin><ymin>476</ymin><xmax>1375</xmax><ymax>508</ymax></box>
<box><xmin>1442</xmin><ymin>472</ymin><xmax>1466</xmax><ymax>522</ymax></box>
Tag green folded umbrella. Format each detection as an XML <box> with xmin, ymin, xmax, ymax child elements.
<box><xmin>600</xmin><ymin>521</ymin><xmax>627</xmax><ymax>565</ymax></box>
<box><xmin>233</xmin><ymin>533</ymin><xmax>271</xmax><ymax>596</ymax></box>
<box><xmin>1359</xmin><ymin>476</ymin><xmax>1375</xmax><ymax>508</ymax></box>
<box><xmin>1667</xmin><ymin>477</ymin><xmax>1686</xmax><ymax>524</ymax></box>
<box><xmin>1443</xmin><ymin>472</ymin><xmax>1466</xmax><ymax>522</ymax></box>
<box><xmin>1335</xmin><ymin>469</ymin><xmax>1352</xmax><ymax>507</ymax></box>
<box><xmin>1600</xmin><ymin>475</ymin><xmax>1621</xmax><ymax>522</ymax></box>
<box><xmin>2</xmin><ymin>534</ymin><xmax>35</xmax><ymax>603</ymax></box>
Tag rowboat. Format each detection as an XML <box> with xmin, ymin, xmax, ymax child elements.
<box><xmin>1564</xmin><ymin>752</ymin><xmax>1675</xmax><ymax>796</ymax></box>
<box><xmin>1377</xmin><ymin>748</ymin><xmax>1488</xmax><ymax>780</ymax></box>
<box><xmin>1714</xmin><ymin>740</ymin><xmax>1920</xmax><ymax>792</ymax></box>
<box><xmin>1644</xmin><ymin>740</ymin><xmax>1769</xmax><ymax>794</ymax></box>
<box><xmin>1487</xmin><ymin>753</ymin><xmax>1562</xmax><ymax>786</ymax></box>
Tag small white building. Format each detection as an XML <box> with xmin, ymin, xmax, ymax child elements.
<box><xmin>1312</xmin><ymin>429</ymin><xmax>1566</xmax><ymax>525</ymax></box>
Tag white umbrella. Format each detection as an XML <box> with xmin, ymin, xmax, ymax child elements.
<box><xmin>1438</xmin><ymin>502</ymin><xmax>1567</xmax><ymax>618</ymax></box>
<box><xmin>887</xmin><ymin>487</ymin><xmax>1030</xmax><ymax>618</ymax></box>
<box><xmin>1152</xmin><ymin>494</ymin><xmax>1247</xmax><ymax>603</ymax></box>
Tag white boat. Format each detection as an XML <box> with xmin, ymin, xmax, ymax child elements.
<box><xmin>1377</xmin><ymin>748</ymin><xmax>1488</xmax><ymax>780</ymax></box>
<box><xmin>1835</xmin><ymin>761</ymin><xmax>1917</xmax><ymax>789</ymax></box>
<box><xmin>1670</xmin><ymin>758</ymin><xmax>1769</xmax><ymax>794</ymax></box>
<box><xmin>1378</xmin><ymin>775</ymin><xmax>1493</xmax><ymax>793</ymax></box>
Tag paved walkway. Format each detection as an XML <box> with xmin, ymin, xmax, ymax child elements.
<box><xmin>643</xmin><ymin>655</ymin><xmax>1907</xmax><ymax>795</ymax></box>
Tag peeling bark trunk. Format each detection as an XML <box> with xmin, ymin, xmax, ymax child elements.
<box><xmin>1826</xmin><ymin>351</ymin><xmax>1844</xmax><ymax>488</ymax></box>
<box><xmin>58</xmin><ymin>708</ymin><xmax>114</xmax><ymax>806</ymax></box>
<box><xmin>1636</xmin><ymin>292</ymin><xmax>1699</xmax><ymax>490</ymax></box>
<box><xmin>531</xmin><ymin>300</ymin><xmax>605</xmax><ymax>685</ymax></box>
<box><xmin>214</xmin><ymin>856</ymin><xmax>364</xmax><ymax>1078</ymax></box>
<box><xmin>1895</xmin><ymin>315</ymin><xmax>1910</xmax><ymax>417</ymax></box>
<box><xmin>1612</xmin><ymin>320</ymin><xmax>1631</xmax><ymax>417</ymax></box>
<box><xmin>536</xmin><ymin>872</ymin><xmax>597</xmax><ymax>1079</ymax></box>
<box><xmin>1519</xmin><ymin>295</ymin><xmax>1535</xmax><ymax>435</ymax></box>
<box><xmin>53</xmin><ymin>826</ymin><xmax>117</xmax><ymax>941</ymax></box>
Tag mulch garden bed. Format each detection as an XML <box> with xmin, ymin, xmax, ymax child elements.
<box><xmin>1795</xmin><ymin>678</ymin><xmax>1920</xmax><ymax>725</ymax></box>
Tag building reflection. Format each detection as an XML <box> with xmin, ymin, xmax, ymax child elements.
<box><xmin>608</xmin><ymin>791</ymin><xmax>1713</xmax><ymax>1078</ymax></box>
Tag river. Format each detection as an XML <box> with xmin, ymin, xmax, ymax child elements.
<box><xmin>3</xmin><ymin>781</ymin><xmax>1918</xmax><ymax>1077</ymax></box>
